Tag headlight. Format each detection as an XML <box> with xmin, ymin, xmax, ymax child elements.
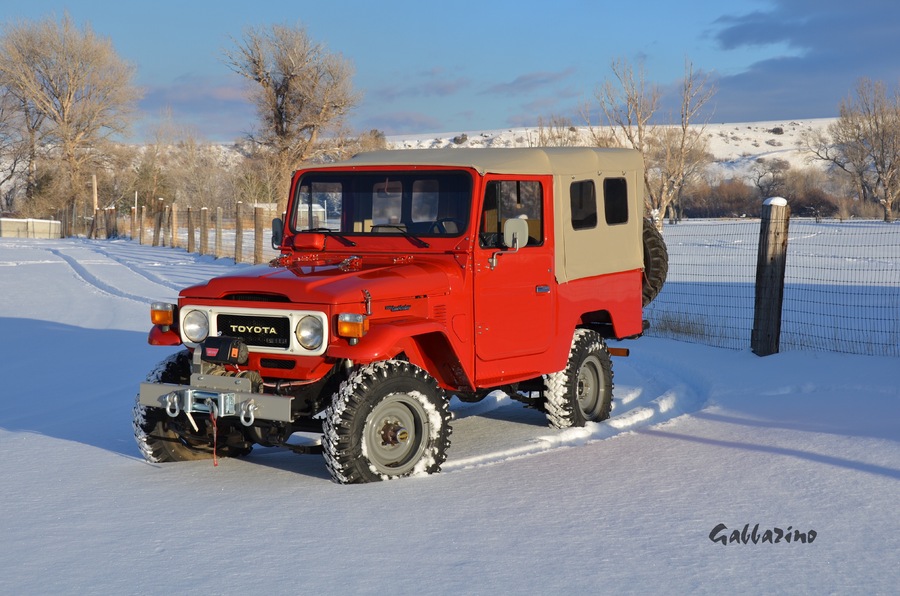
<box><xmin>296</xmin><ymin>315</ymin><xmax>324</xmax><ymax>350</ymax></box>
<box><xmin>182</xmin><ymin>310</ymin><xmax>210</xmax><ymax>343</ymax></box>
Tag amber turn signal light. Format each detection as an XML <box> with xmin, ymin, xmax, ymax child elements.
<box><xmin>337</xmin><ymin>313</ymin><xmax>369</xmax><ymax>338</ymax></box>
<box><xmin>150</xmin><ymin>302</ymin><xmax>175</xmax><ymax>327</ymax></box>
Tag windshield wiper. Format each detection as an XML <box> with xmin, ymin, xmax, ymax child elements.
<box><xmin>303</xmin><ymin>228</ymin><xmax>356</xmax><ymax>246</ymax></box>
<box><xmin>376</xmin><ymin>225</ymin><xmax>430</xmax><ymax>248</ymax></box>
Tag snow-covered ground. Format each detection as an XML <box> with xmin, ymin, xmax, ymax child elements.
<box><xmin>1</xmin><ymin>236</ymin><xmax>898</xmax><ymax>594</ymax></box>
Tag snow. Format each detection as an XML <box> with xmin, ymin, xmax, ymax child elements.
<box><xmin>1</xmin><ymin>236</ymin><xmax>899</xmax><ymax>594</ymax></box>
<box><xmin>387</xmin><ymin>118</ymin><xmax>835</xmax><ymax>182</ymax></box>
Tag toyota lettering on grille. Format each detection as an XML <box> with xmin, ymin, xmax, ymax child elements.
<box><xmin>228</xmin><ymin>324</ymin><xmax>278</xmax><ymax>335</ymax></box>
<box><xmin>217</xmin><ymin>314</ymin><xmax>290</xmax><ymax>348</ymax></box>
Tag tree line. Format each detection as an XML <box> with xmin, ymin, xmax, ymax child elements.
<box><xmin>0</xmin><ymin>13</ymin><xmax>898</xmax><ymax>227</ymax></box>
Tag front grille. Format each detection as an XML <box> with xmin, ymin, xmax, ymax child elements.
<box><xmin>217</xmin><ymin>314</ymin><xmax>291</xmax><ymax>349</ymax></box>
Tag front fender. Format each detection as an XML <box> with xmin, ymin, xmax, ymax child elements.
<box><xmin>328</xmin><ymin>319</ymin><xmax>445</xmax><ymax>362</ymax></box>
<box><xmin>328</xmin><ymin>320</ymin><xmax>470</xmax><ymax>389</ymax></box>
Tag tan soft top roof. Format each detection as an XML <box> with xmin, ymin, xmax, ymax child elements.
<box><xmin>314</xmin><ymin>147</ymin><xmax>643</xmax><ymax>176</ymax></box>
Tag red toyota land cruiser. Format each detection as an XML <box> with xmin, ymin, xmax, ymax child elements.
<box><xmin>134</xmin><ymin>147</ymin><xmax>667</xmax><ymax>483</ymax></box>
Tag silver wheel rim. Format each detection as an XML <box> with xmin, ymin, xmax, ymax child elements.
<box><xmin>363</xmin><ymin>393</ymin><xmax>429</xmax><ymax>476</ymax></box>
<box><xmin>576</xmin><ymin>354</ymin><xmax>604</xmax><ymax>418</ymax></box>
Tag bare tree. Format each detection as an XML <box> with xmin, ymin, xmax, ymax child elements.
<box><xmin>750</xmin><ymin>157</ymin><xmax>791</xmax><ymax>199</ymax></box>
<box><xmin>528</xmin><ymin>115</ymin><xmax>583</xmax><ymax>147</ymax></box>
<box><xmin>0</xmin><ymin>13</ymin><xmax>141</xmax><ymax>216</ymax></box>
<box><xmin>225</xmin><ymin>23</ymin><xmax>360</xmax><ymax>211</ymax></box>
<box><xmin>804</xmin><ymin>78</ymin><xmax>900</xmax><ymax>222</ymax></box>
<box><xmin>0</xmin><ymin>90</ymin><xmax>26</xmax><ymax>211</ymax></box>
<box><xmin>591</xmin><ymin>59</ymin><xmax>715</xmax><ymax>227</ymax></box>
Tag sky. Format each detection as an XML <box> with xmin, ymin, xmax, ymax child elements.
<box><xmin>2</xmin><ymin>0</ymin><xmax>899</xmax><ymax>143</ymax></box>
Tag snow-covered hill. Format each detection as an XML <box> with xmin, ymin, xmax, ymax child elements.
<box><xmin>1</xmin><ymin>236</ymin><xmax>897</xmax><ymax>594</ymax></box>
<box><xmin>388</xmin><ymin>118</ymin><xmax>835</xmax><ymax>182</ymax></box>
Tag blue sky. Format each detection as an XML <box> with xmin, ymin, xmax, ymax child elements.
<box><xmin>2</xmin><ymin>0</ymin><xmax>898</xmax><ymax>142</ymax></box>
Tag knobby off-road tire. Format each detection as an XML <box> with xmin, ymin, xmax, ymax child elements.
<box><xmin>543</xmin><ymin>329</ymin><xmax>613</xmax><ymax>429</ymax></box>
<box><xmin>322</xmin><ymin>360</ymin><xmax>452</xmax><ymax>484</ymax></box>
<box><xmin>642</xmin><ymin>218</ymin><xmax>669</xmax><ymax>306</ymax></box>
<box><xmin>133</xmin><ymin>349</ymin><xmax>251</xmax><ymax>462</ymax></box>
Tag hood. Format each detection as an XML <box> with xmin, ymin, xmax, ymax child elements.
<box><xmin>179</xmin><ymin>254</ymin><xmax>457</xmax><ymax>306</ymax></box>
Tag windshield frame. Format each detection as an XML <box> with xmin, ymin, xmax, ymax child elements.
<box><xmin>288</xmin><ymin>169</ymin><xmax>474</xmax><ymax>241</ymax></box>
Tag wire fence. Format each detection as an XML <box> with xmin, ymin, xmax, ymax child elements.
<box><xmin>47</xmin><ymin>206</ymin><xmax>900</xmax><ymax>357</ymax></box>
<box><xmin>645</xmin><ymin>218</ymin><xmax>900</xmax><ymax>357</ymax></box>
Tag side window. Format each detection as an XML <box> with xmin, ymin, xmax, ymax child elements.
<box><xmin>480</xmin><ymin>180</ymin><xmax>543</xmax><ymax>247</ymax></box>
<box><xmin>570</xmin><ymin>180</ymin><xmax>597</xmax><ymax>230</ymax></box>
<box><xmin>604</xmin><ymin>178</ymin><xmax>629</xmax><ymax>225</ymax></box>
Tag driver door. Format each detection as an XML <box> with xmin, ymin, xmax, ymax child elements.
<box><xmin>473</xmin><ymin>176</ymin><xmax>557</xmax><ymax>384</ymax></box>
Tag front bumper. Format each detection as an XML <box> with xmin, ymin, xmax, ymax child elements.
<box><xmin>139</xmin><ymin>372</ymin><xmax>293</xmax><ymax>423</ymax></box>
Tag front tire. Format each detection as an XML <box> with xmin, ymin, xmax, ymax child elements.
<box><xmin>323</xmin><ymin>360</ymin><xmax>452</xmax><ymax>484</ymax></box>
<box><xmin>133</xmin><ymin>350</ymin><xmax>252</xmax><ymax>462</ymax></box>
<box><xmin>543</xmin><ymin>329</ymin><xmax>613</xmax><ymax>428</ymax></box>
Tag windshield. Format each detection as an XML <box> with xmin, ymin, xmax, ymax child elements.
<box><xmin>290</xmin><ymin>171</ymin><xmax>472</xmax><ymax>237</ymax></box>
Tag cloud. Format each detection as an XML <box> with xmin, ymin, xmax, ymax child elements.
<box><xmin>710</xmin><ymin>1</ymin><xmax>900</xmax><ymax>120</ymax></box>
<box><xmin>137</xmin><ymin>74</ymin><xmax>255</xmax><ymax>142</ymax></box>
<box><xmin>483</xmin><ymin>68</ymin><xmax>576</xmax><ymax>97</ymax></box>
<box><xmin>369</xmin><ymin>67</ymin><xmax>471</xmax><ymax>102</ymax></box>
<box><xmin>358</xmin><ymin>111</ymin><xmax>445</xmax><ymax>135</ymax></box>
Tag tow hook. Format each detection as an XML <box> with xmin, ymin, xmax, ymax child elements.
<box><xmin>240</xmin><ymin>400</ymin><xmax>258</xmax><ymax>427</ymax></box>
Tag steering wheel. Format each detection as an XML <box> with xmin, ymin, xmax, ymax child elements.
<box><xmin>431</xmin><ymin>218</ymin><xmax>465</xmax><ymax>234</ymax></box>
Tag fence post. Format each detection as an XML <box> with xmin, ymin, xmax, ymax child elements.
<box><xmin>200</xmin><ymin>208</ymin><xmax>209</xmax><ymax>255</ymax></box>
<box><xmin>235</xmin><ymin>201</ymin><xmax>243</xmax><ymax>263</ymax></box>
<box><xmin>170</xmin><ymin>203</ymin><xmax>179</xmax><ymax>248</ymax></box>
<box><xmin>751</xmin><ymin>197</ymin><xmax>790</xmax><ymax>356</ymax></box>
<box><xmin>186</xmin><ymin>207</ymin><xmax>195</xmax><ymax>253</ymax></box>
<box><xmin>153</xmin><ymin>199</ymin><xmax>164</xmax><ymax>246</ymax></box>
<box><xmin>253</xmin><ymin>205</ymin><xmax>264</xmax><ymax>264</ymax></box>
<box><xmin>140</xmin><ymin>206</ymin><xmax>147</xmax><ymax>245</ymax></box>
<box><xmin>215</xmin><ymin>207</ymin><xmax>223</xmax><ymax>258</ymax></box>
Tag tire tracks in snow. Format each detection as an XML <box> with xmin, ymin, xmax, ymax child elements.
<box><xmin>48</xmin><ymin>245</ymin><xmax>175</xmax><ymax>305</ymax></box>
<box><xmin>442</xmin><ymin>355</ymin><xmax>708</xmax><ymax>473</ymax></box>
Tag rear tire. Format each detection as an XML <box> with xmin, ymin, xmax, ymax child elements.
<box><xmin>323</xmin><ymin>360</ymin><xmax>452</xmax><ymax>484</ymax></box>
<box><xmin>543</xmin><ymin>329</ymin><xmax>613</xmax><ymax>428</ymax></box>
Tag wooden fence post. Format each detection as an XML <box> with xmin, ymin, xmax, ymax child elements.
<box><xmin>140</xmin><ymin>206</ymin><xmax>147</xmax><ymax>245</ymax></box>
<box><xmin>253</xmin><ymin>205</ymin><xmax>264</xmax><ymax>264</ymax></box>
<box><xmin>200</xmin><ymin>208</ymin><xmax>209</xmax><ymax>255</ymax></box>
<box><xmin>186</xmin><ymin>207</ymin><xmax>195</xmax><ymax>253</ymax></box>
<box><xmin>153</xmin><ymin>199</ymin><xmax>163</xmax><ymax>246</ymax></box>
<box><xmin>751</xmin><ymin>197</ymin><xmax>790</xmax><ymax>356</ymax></box>
<box><xmin>234</xmin><ymin>202</ymin><xmax>243</xmax><ymax>263</ymax></box>
<box><xmin>170</xmin><ymin>204</ymin><xmax>178</xmax><ymax>248</ymax></box>
<box><xmin>215</xmin><ymin>207</ymin><xmax>223</xmax><ymax>258</ymax></box>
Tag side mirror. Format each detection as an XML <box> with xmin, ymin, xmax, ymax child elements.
<box><xmin>271</xmin><ymin>218</ymin><xmax>284</xmax><ymax>250</ymax></box>
<box><xmin>489</xmin><ymin>218</ymin><xmax>529</xmax><ymax>270</ymax></box>
<box><xmin>503</xmin><ymin>218</ymin><xmax>529</xmax><ymax>250</ymax></box>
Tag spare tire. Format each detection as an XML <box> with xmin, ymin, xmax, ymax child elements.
<box><xmin>642</xmin><ymin>218</ymin><xmax>668</xmax><ymax>306</ymax></box>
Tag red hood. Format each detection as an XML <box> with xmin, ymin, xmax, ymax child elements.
<box><xmin>179</xmin><ymin>254</ymin><xmax>458</xmax><ymax>306</ymax></box>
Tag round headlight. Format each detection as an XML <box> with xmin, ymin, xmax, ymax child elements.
<box><xmin>296</xmin><ymin>315</ymin><xmax>324</xmax><ymax>350</ymax></box>
<box><xmin>182</xmin><ymin>310</ymin><xmax>209</xmax><ymax>343</ymax></box>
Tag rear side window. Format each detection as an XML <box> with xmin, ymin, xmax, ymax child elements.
<box><xmin>570</xmin><ymin>180</ymin><xmax>597</xmax><ymax>230</ymax></box>
<box><xmin>604</xmin><ymin>178</ymin><xmax>629</xmax><ymax>225</ymax></box>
